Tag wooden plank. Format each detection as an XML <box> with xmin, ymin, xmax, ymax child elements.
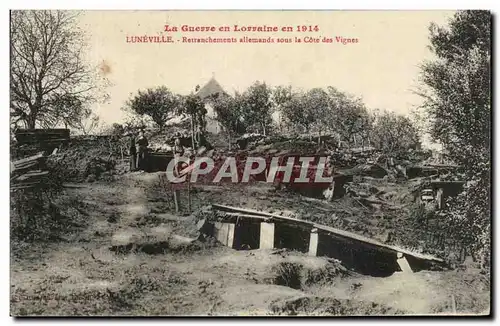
<box><xmin>308</xmin><ymin>228</ymin><xmax>319</xmax><ymax>256</ymax></box>
<box><xmin>12</xmin><ymin>152</ymin><xmax>44</xmax><ymax>165</ymax></box>
<box><xmin>213</xmin><ymin>222</ymin><xmax>235</xmax><ymax>248</ymax></box>
<box><xmin>222</xmin><ymin>212</ymin><xmax>269</xmax><ymax>221</ymax></box>
<box><xmin>16</xmin><ymin>138</ymin><xmax>69</xmax><ymax>144</ymax></box>
<box><xmin>315</xmin><ymin>223</ymin><xmax>443</xmax><ymax>262</ymax></box>
<box><xmin>16</xmin><ymin>128</ymin><xmax>69</xmax><ymax>132</ymax></box>
<box><xmin>16</xmin><ymin>171</ymin><xmax>49</xmax><ymax>181</ymax></box>
<box><xmin>13</xmin><ymin>161</ymin><xmax>38</xmax><ymax>170</ymax></box>
<box><xmin>10</xmin><ymin>182</ymin><xmax>45</xmax><ymax>190</ymax></box>
<box><xmin>430</xmin><ymin>180</ymin><xmax>466</xmax><ymax>185</ymax></box>
<box><xmin>211</xmin><ymin>204</ymin><xmax>315</xmax><ymax>226</ymax></box>
<box><xmin>11</xmin><ymin>162</ymin><xmax>40</xmax><ymax>176</ymax></box>
<box><xmin>259</xmin><ymin>222</ymin><xmax>275</xmax><ymax>249</ymax></box>
<box><xmin>397</xmin><ymin>253</ymin><xmax>414</xmax><ymax>273</ymax></box>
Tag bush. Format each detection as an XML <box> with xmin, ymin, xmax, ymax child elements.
<box><xmin>10</xmin><ymin>189</ymin><xmax>85</xmax><ymax>243</ymax></box>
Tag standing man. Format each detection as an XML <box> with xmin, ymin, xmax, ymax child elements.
<box><xmin>128</xmin><ymin>132</ymin><xmax>137</xmax><ymax>172</ymax></box>
<box><xmin>136</xmin><ymin>129</ymin><xmax>149</xmax><ymax>171</ymax></box>
<box><xmin>173</xmin><ymin>132</ymin><xmax>185</xmax><ymax>160</ymax></box>
<box><xmin>172</xmin><ymin>132</ymin><xmax>185</xmax><ymax>213</ymax></box>
<box><xmin>195</xmin><ymin>125</ymin><xmax>206</xmax><ymax>149</ymax></box>
<box><xmin>197</xmin><ymin>105</ymin><xmax>207</xmax><ymax>133</ymax></box>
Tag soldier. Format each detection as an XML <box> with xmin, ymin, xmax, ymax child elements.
<box><xmin>194</xmin><ymin>125</ymin><xmax>204</xmax><ymax>148</ymax></box>
<box><xmin>171</xmin><ymin>132</ymin><xmax>185</xmax><ymax>212</ymax></box>
<box><xmin>128</xmin><ymin>132</ymin><xmax>137</xmax><ymax>172</ymax></box>
<box><xmin>173</xmin><ymin>132</ymin><xmax>184</xmax><ymax>156</ymax></box>
<box><xmin>136</xmin><ymin>129</ymin><xmax>149</xmax><ymax>171</ymax></box>
<box><xmin>172</xmin><ymin>132</ymin><xmax>184</xmax><ymax>174</ymax></box>
<box><xmin>197</xmin><ymin>105</ymin><xmax>208</xmax><ymax>132</ymax></box>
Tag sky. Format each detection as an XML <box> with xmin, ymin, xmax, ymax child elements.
<box><xmin>78</xmin><ymin>10</ymin><xmax>456</xmax><ymax>126</ymax></box>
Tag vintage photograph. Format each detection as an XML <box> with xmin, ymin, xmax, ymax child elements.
<box><xmin>9</xmin><ymin>10</ymin><xmax>491</xmax><ymax>316</ymax></box>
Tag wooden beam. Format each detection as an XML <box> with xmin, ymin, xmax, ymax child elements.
<box><xmin>396</xmin><ymin>252</ymin><xmax>413</xmax><ymax>273</ymax></box>
<box><xmin>259</xmin><ymin>222</ymin><xmax>275</xmax><ymax>249</ymax></box>
<box><xmin>308</xmin><ymin>228</ymin><xmax>319</xmax><ymax>256</ymax></box>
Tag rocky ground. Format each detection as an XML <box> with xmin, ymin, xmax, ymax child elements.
<box><xmin>10</xmin><ymin>166</ymin><xmax>490</xmax><ymax>316</ymax></box>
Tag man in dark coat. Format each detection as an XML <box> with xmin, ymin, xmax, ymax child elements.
<box><xmin>128</xmin><ymin>132</ymin><xmax>137</xmax><ymax>171</ymax></box>
<box><xmin>136</xmin><ymin>130</ymin><xmax>149</xmax><ymax>171</ymax></box>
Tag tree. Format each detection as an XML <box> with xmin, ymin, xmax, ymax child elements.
<box><xmin>182</xmin><ymin>94</ymin><xmax>206</xmax><ymax>130</ymax></box>
<box><xmin>272</xmin><ymin>85</ymin><xmax>293</xmax><ymax>132</ymax></box>
<box><xmin>127</xmin><ymin>86</ymin><xmax>181</xmax><ymax>131</ymax></box>
<box><xmin>48</xmin><ymin>93</ymin><xmax>90</xmax><ymax>129</ymax></box>
<box><xmin>280</xmin><ymin>88</ymin><xmax>328</xmax><ymax>137</ymax></box>
<box><xmin>210</xmin><ymin>93</ymin><xmax>247</xmax><ymax>148</ymax></box>
<box><xmin>325</xmin><ymin>87</ymin><xmax>371</xmax><ymax>146</ymax></box>
<box><xmin>10</xmin><ymin>10</ymin><xmax>107</xmax><ymax>129</ymax></box>
<box><xmin>420</xmin><ymin>11</ymin><xmax>491</xmax><ymax>171</ymax></box>
<box><xmin>73</xmin><ymin>113</ymin><xmax>101</xmax><ymax>136</ymax></box>
<box><xmin>179</xmin><ymin>93</ymin><xmax>207</xmax><ymax>148</ymax></box>
<box><xmin>110</xmin><ymin>123</ymin><xmax>125</xmax><ymax>137</ymax></box>
<box><xmin>306</xmin><ymin>88</ymin><xmax>330</xmax><ymax>137</ymax></box>
<box><xmin>370</xmin><ymin>111</ymin><xmax>421</xmax><ymax>153</ymax></box>
<box><xmin>419</xmin><ymin>10</ymin><xmax>491</xmax><ymax>267</ymax></box>
<box><xmin>272</xmin><ymin>85</ymin><xmax>293</xmax><ymax>108</ymax></box>
<box><xmin>280</xmin><ymin>91</ymin><xmax>309</xmax><ymax>134</ymax></box>
<box><xmin>122</xmin><ymin>113</ymin><xmax>151</xmax><ymax>131</ymax></box>
<box><xmin>240</xmin><ymin>81</ymin><xmax>274</xmax><ymax>135</ymax></box>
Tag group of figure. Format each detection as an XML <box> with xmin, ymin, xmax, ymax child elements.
<box><xmin>127</xmin><ymin>127</ymin><xmax>209</xmax><ymax>173</ymax></box>
<box><xmin>128</xmin><ymin>129</ymin><xmax>149</xmax><ymax>172</ymax></box>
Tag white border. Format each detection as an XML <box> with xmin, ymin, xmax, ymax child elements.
<box><xmin>4</xmin><ymin>0</ymin><xmax>500</xmax><ymax>10</ymax></box>
<box><xmin>1</xmin><ymin>1</ymin><xmax>497</xmax><ymax>325</ymax></box>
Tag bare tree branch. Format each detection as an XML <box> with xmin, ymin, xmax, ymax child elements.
<box><xmin>10</xmin><ymin>10</ymin><xmax>108</xmax><ymax>129</ymax></box>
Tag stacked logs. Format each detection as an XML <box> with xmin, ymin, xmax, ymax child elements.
<box><xmin>10</xmin><ymin>152</ymin><xmax>50</xmax><ymax>191</ymax></box>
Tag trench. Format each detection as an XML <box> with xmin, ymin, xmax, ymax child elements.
<box><xmin>204</xmin><ymin>219</ymin><xmax>409</xmax><ymax>277</ymax></box>
<box><xmin>274</xmin><ymin>223</ymin><xmax>310</xmax><ymax>253</ymax></box>
<box><xmin>316</xmin><ymin>235</ymin><xmax>397</xmax><ymax>277</ymax></box>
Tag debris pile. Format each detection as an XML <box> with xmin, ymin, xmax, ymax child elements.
<box><xmin>13</xmin><ymin>129</ymin><xmax>70</xmax><ymax>157</ymax></box>
<box><xmin>249</xmin><ymin>140</ymin><xmax>322</xmax><ymax>156</ymax></box>
<box><xmin>344</xmin><ymin>179</ymin><xmax>408</xmax><ymax>212</ymax></box>
<box><xmin>47</xmin><ymin>136</ymin><xmax>120</xmax><ymax>182</ymax></box>
<box><xmin>10</xmin><ymin>152</ymin><xmax>51</xmax><ymax>191</ymax></box>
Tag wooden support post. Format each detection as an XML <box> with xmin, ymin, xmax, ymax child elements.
<box><xmin>259</xmin><ymin>222</ymin><xmax>275</xmax><ymax>249</ymax></box>
<box><xmin>173</xmin><ymin>189</ymin><xmax>180</xmax><ymax>213</ymax></box>
<box><xmin>173</xmin><ymin>154</ymin><xmax>181</xmax><ymax>213</ymax></box>
<box><xmin>190</xmin><ymin>115</ymin><xmax>196</xmax><ymax>150</ymax></box>
<box><xmin>187</xmin><ymin>175</ymin><xmax>191</xmax><ymax>214</ymax></box>
<box><xmin>214</xmin><ymin>222</ymin><xmax>235</xmax><ymax>248</ymax></box>
<box><xmin>451</xmin><ymin>295</ymin><xmax>457</xmax><ymax>314</ymax></box>
<box><xmin>396</xmin><ymin>252</ymin><xmax>413</xmax><ymax>273</ymax></box>
<box><xmin>436</xmin><ymin>188</ymin><xmax>444</xmax><ymax>210</ymax></box>
<box><xmin>308</xmin><ymin>228</ymin><xmax>319</xmax><ymax>256</ymax></box>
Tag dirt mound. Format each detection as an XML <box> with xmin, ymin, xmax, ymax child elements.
<box><xmin>109</xmin><ymin>225</ymin><xmax>204</xmax><ymax>255</ymax></box>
